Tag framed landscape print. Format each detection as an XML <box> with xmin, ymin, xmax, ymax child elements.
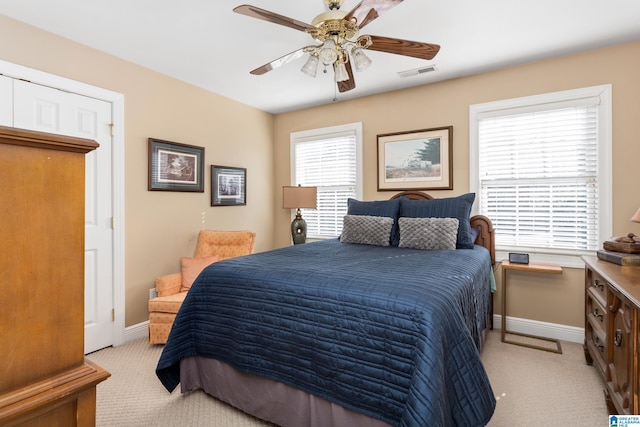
<box><xmin>148</xmin><ymin>138</ymin><xmax>205</xmax><ymax>192</ymax></box>
<box><xmin>211</xmin><ymin>165</ymin><xmax>246</xmax><ymax>206</ymax></box>
<box><xmin>377</xmin><ymin>126</ymin><xmax>453</xmax><ymax>191</ymax></box>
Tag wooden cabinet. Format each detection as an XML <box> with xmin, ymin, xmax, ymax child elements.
<box><xmin>0</xmin><ymin>126</ymin><xmax>110</xmax><ymax>426</ymax></box>
<box><xmin>583</xmin><ymin>256</ymin><xmax>640</xmax><ymax>414</ymax></box>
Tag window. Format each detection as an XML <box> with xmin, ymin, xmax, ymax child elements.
<box><xmin>291</xmin><ymin>122</ymin><xmax>363</xmax><ymax>239</ymax></box>
<box><xmin>470</xmin><ymin>85</ymin><xmax>612</xmax><ymax>267</ymax></box>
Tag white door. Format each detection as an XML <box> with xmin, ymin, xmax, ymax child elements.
<box><xmin>11</xmin><ymin>79</ymin><xmax>115</xmax><ymax>354</ymax></box>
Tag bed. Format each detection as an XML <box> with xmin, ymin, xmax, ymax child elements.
<box><xmin>156</xmin><ymin>192</ymin><xmax>497</xmax><ymax>427</ymax></box>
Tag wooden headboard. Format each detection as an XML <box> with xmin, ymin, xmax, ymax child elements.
<box><xmin>390</xmin><ymin>191</ymin><xmax>496</xmax><ymax>265</ymax></box>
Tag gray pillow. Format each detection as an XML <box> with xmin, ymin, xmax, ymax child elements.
<box><xmin>398</xmin><ymin>217</ymin><xmax>459</xmax><ymax>250</ymax></box>
<box><xmin>340</xmin><ymin>215</ymin><xmax>394</xmax><ymax>247</ymax></box>
<box><xmin>347</xmin><ymin>197</ymin><xmax>403</xmax><ymax>246</ymax></box>
<box><xmin>399</xmin><ymin>193</ymin><xmax>475</xmax><ymax>249</ymax></box>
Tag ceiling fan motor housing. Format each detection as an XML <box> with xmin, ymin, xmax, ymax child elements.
<box><xmin>309</xmin><ymin>13</ymin><xmax>358</xmax><ymax>44</ymax></box>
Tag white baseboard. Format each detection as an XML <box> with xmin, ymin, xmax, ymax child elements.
<box><xmin>123</xmin><ymin>321</ymin><xmax>149</xmax><ymax>343</ymax></box>
<box><xmin>494</xmin><ymin>315</ymin><xmax>584</xmax><ymax>344</ymax></box>
<box><xmin>121</xmin><ymin>318</ymin><xmax>584</xmax><ymax>346</ymax></box>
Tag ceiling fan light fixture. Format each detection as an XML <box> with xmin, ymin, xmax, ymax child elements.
<box><xmin>351</xmin><ymin>48</ymin><xmax>372</xmax><ymax>72</ymax></box>
<box><xmin>234</xmin><ymin>2</ymin><xmax>440</xmax><ymax>95</ymax></box>
<box><xmin>334</xmin><ymin>62</ymin><xmax>349</xmax><ymax>82</ymax></box>
<box><xmin>319</xmin><ymin>39</ymin><xmax>338</xmax><ymax>64</ymax></box>
<box><xmin>301</xmin><ymin>55</ymin><xmax>319</xmax><ymax>78</ymax></box>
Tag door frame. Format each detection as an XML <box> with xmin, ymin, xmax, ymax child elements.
<box><xmin>0</xmin><ymin>59</ymin><xmax>126</xmax><ymax>347</ymax></box>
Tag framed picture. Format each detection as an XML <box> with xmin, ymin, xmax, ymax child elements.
<box><xmin>211</xmin><ymin>165</ymin><xmax>246</xmax><ymax>206</ymax></box>
<box><xmin>377</xmin><ymin>126</ymin><xmax>453</xmax><ymax>191</ymax></box>
<box><xmin>148</xmin><ymin>138</ymin><xmax>205</xmax><ymax>192</ymax></box>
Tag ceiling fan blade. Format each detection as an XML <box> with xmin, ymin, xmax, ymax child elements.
<box><xmin>344</xmin><ymin>0</ymin><xmax>403</xmax><ymax>29</ymax></box>
<box><xmin>367</xmin><ymin>35</ymin><xmax>440</xmax><ymax>60</ymax></box>
<box><xmin>233</xmin><ymin>5</ymin><xmax>315</xmax><ymax>33</ymax></box>
<box><xmin>250</xmin><ymin>46</ymin><xmax>318</xmax><ymax>75</ymax></box>
<box><xmin>336</xmin><ymin>61</ymin><xmax>356</xmax><ymax>93</ymax></box>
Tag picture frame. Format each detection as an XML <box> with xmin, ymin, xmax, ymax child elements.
<box><xmin>377</xmin><ymin>126</ymin><xmax>453</xmax><ymax>191</ymax></box>
<box><xmin>211</xmin><ymin>165</ymin><xmax>246</xmax><ymax>206</ymax></box>
<box><xmin>148</xmin><ymin>138</ymin><xmax>205</xmax><ymax>192</ymax></box>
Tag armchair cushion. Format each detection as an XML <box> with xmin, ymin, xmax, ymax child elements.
<box><xmin>180</xmin><ymin>255</ymin><xmax>220</xmax><ymax>292</ymax></box>
<box><xmin>148</xmin><ymin>292</ymin><xmax>188</xmax><ymax>314</ymax></box>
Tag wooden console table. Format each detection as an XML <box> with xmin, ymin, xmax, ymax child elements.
<box><xmin>501</xmin><ymin>260</ymin><xmax>563</xmax><ymax>353</ymax></box>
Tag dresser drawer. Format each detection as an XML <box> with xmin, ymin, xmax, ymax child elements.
<box><xmin>586</xmin><ymin>289</ymin><xmax>607</xmax><ymax>330</ymax></box>
<box><xmin>586</xmin><ymin>268</ymin><xmax>608</xmax><ymax>306</ymax></box>
<box><xmin>585</xmin><ymin>321</ymin><xmax>607</xmax><ymax>377</ymax></box>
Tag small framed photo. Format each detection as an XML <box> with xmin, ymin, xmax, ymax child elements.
<box><xmin>211</xmin><ymin>165</ymin><xmax>246</xmax><ymax>206</ymax></box>
<box><xmin>377</xmin><ymin>126</ymin><xmax>453</xmax><ymax>191</ymax></box>
<box><xmin>148</xmin><ymin>138</ymin><xmax>205</xmax><ymax>192</ymax></box>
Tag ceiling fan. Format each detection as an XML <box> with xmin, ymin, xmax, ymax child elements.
<box><xmin>233</xmin><ymin>0</ymin><xmax>440</xmax><ymax>93</ymax></box>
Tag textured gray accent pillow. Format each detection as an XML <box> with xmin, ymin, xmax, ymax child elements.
<box><xmin>399</xmin><ymin>193</ymin><xmax>475</xmax><ymax>249</ymax></box>
<box><xmin>398</xmin><ymin>217</ymin><xmax>460</xmax><ymax>250</ymax></box>
<box><xmin>340</xmin><ymin>215</ymin><xmax>394</xmax><ymax>247</ymax></box>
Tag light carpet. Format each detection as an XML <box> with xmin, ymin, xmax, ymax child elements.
<box><xmin>87</xmin><ymin>330</ymin><xmax>608</xmax><ymax>426</ymax></box>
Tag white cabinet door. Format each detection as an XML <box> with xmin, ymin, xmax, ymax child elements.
<box><xmin>13</xmin><ymin>79</ymin><xmax>115</xmax><ymax>354</ymax></box>
<box><xmin>0</xmin><ymin>75</ymin><xmax>12</xmax><ymax>126</ymax></box>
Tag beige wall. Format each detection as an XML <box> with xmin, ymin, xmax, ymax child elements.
<box><xmin>274</xmin><ymin>41</ymin><xmax>640</xmax><ymax>328</ymax></box>
<box><xmin>3</xmin><ymin>12</ymin><xmax>639</xmax><ymax>330</ymax></box>
<box><xmin>0</xmin><ymin>15</ymin><xmax>275</xmax><ymax>326</ymax></box>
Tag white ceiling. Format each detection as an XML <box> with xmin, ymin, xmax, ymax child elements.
<box><xmin>1</xmin><ymin>0</ymin><xmax>639</xmax><ymax>114</ymax></box>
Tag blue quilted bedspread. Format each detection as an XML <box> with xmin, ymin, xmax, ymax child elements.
<box><xmin>156</xmin><ymin>239</ymin><xmax>496</xmax><ymax>427</ymax></box>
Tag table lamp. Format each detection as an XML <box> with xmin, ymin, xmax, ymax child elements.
<box><xmin>283</xmin><ymin>185</ymin><xmax>317</xmax><ymax>244</ymax></box>
<box><xmin>630</xmin><ymin>207</ymin><xmax>640</xmax><ymax>243</ymax></box>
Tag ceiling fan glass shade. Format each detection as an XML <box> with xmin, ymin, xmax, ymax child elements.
<box><xmin>334</xmin><ymin>62</ymin><xmax>349</xmax><ymax>82</ymax></box>
<box><xmin>301</xmin><ymin>55</ymin><xmax>319</xmax><ymax>77</ymax></box>
<box><xmin>351</xmin><ymin>48</ymin><xmax>372</xmax><ymax>72</ymax></box>
<box><xmin>319</xmin><ymin>39</ymin><xmax>338</xmax><ymax>65</ymax></box>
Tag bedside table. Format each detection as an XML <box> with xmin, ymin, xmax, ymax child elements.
<box><xmin>501</xmin><ymin>260</ymin><xmax>563</xmax><ymax>353</ymax></box>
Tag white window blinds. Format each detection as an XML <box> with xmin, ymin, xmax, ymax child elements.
<box><xmin>472</xmin><ymin>85</ymin><xmax>613</xmax><ymax>263</ymax></box>
<box><xmin>479</xmin><ymin>103</ymin><xmax>599</xmax><ymax>252</ymax></box>
<box><xmin>291</xmin><ymin>123</ymin><xmax>362</xmax><ymax>238</ymax></box>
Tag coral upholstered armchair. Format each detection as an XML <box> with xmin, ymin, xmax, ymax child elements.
<box><xmin>148</xmin><ymin>230</ymin><xmax>256</xmax><ymax>344</ymax></box>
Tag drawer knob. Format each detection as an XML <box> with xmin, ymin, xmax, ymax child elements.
<box><xmin>592</xmin><ymin>308</ymin><xmax>603</xmax><ymax>321</ymax></box>
<box><xmin>614</xmin><ymin>329</ymin><xmax>623</xmax><ymax>347</ymax></box>
<box><xmin>594</xmin><ymin>335</ymin><xmax>605</xmax><ymax>351</ymax></box>
<box><xmin>592</xmin><ymin>279</ymin><xmax>605</xmax><ymax>291</ymax></box>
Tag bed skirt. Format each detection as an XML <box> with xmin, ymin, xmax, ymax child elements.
<box><xmin>180</xmin><ymin>356</ymin><xmax>393</xmax><ymax>427</ymax></box>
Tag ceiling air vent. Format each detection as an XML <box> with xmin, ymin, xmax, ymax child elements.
<box><xmin>398</xmin><ymin>65</ymin><xmax>437</xmax><ymax>78</ymax></box>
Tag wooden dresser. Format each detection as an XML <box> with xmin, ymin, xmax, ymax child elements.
<box><xmin>583</xmin><ymin>256</ymin><xmax>640</xmax><ymax>414</ymax></box>
<box><xmin>0</xmin><ymin>126</ymin><xmax>110</xmax><ymax>426</ymax></box>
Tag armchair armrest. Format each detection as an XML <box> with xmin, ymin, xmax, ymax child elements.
<box><xmin>155</xmin><ymin>272</ymin><xmax>182</xmax><ymax>297</ymax></box>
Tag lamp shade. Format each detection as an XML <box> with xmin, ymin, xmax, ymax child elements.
<box><xmin>352</xmin><ymin>47</ymin><xmax>372</xmax><ymax>72</ymax></box>
<box><xmin>630</xmin><ymin>207</ymin><xmax>640</xmax><ymax>223</ymax></box>
<box><xmin>283</xmin><ymin>186</ymin><xmax>317</xmax><ymax>209</ymax></box>
<box><xmin>301</xmin><ymin>55</ymin><xmax>319</xmax><ymax>78</ymax></box>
